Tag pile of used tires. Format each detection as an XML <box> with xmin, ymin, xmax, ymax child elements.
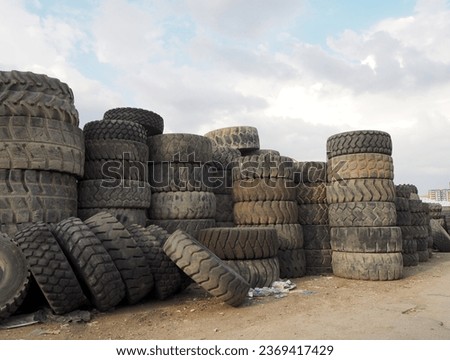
<box><xmin>1</xmin><ymin>71</ymin><xmax>450</xmax><ymax>323</ymax></box>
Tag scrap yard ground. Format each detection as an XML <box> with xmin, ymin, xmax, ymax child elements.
<box><xmin>2</xmin><ymin>253</ymin><xmax>450</xmax><ymax>340</ymax></box>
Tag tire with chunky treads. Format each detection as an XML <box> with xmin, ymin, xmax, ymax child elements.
<box><xmin>103</xmin><ymin>107</ymin><xmax>164</xmax><ymax>136</ymax></box>
<box><xmin>394</xmin><ymin>197</ymin><xmax>409</xmax><ymax>211</ymax></box>
<box><xmin>304</xmin><ymin>249</ymin><xmax>332</xmax><ymax>268</ymax></box>
<box><xmin>396</xmin><ymin>211</ymin><xmax>412</xmax><ymax>226</ymax></box>
<box><xmin>149</xmin><ymin>162</ymin><xmax>211</xmax><ymax>192</ymax></box>
<box><xmin>327</xmin><ymin>154</ymin><xmax>394</xmax><ymax>181</ymax></box>
<box><xmin>240</xmin><ymin>148</ymin><xmax>280</xmax><ymax>156</ymax></box>
<box><xmin>239</xmin><ymin>224</ymin><xmax>303</xmax><ymax>250</ymax></box>
<box><xmin>211</xmin><ymin>144</ymin><xmax>241</xmax><ymax>166</ymax></box>
<box><xmin>328</xmin><ymin>202</ymin><xmax>397</xmax><ymax>227</ymax></box>
<box><xmin>147</xmin><ymin>219</ymin><xmax>216</xmax><ymax>239</ymax></box>
<box><xmin>214</xmin><ymin>194</ymin><xmax>234</xmax><ymax>222</ymax></box>
<box><xmin>84</xmin><ymin>159</ymin><xmax>148</xmax><ymax>181</ymax></box>
<box><xmin>85</xmin><ymin>139</ymin><xmax>148</xmax><ymax>162</ymax></box>
<box><xmin>14</xmin><ymin>222</ymin><xmax>88</xmax><ymax>314</ymax></box>
<box><xmin>224</xmin><ymin>258</ymin><xmax>280</xmax><ymax>288</ymax></box>
<box><xmin>204</xmin><ymin>126</ymin><xmax>260</xmax><ymax>152</ymax></box>
<box><xmin>149</xmin><ymin>192</ymin><xmax>216</xmax><ymax>220</ymax></box>
<box><xmin>395</xmin><ymin>184</ymin><xmax>418</xmax><ymax>198</ymax></box>
<box><xmin>83</xmin><ymin>120</ymin><xmax>146</xmax><ymax>143</ymax></box>
<box><xmin>198</xmin><ymin>227</ymin><xmax>279</xmax><ymax>260</ymax></box>
<box><xmin>234</xmin><ymin>201</ymin><xmax>298</xmax><ymax>225</ymax></box>
<box><xmin>0</xmin><ymin>116</ymin><xmax>84</xmax><ymax>176</ymax></box>
<box><xmin>0</xmin><ymin>233</ymin><xmax>30</xmax><ymax>320</ymax></box>
<box><xmin>78</xmin><ymin>208</ymin><xmax>147</xmax><ymax>227</ymax></box>
<box><xmin>326</xmin><ymin>130</ymin><xmax>392</xmax><ymax>159</ymax></box>
<box><xmin>78</xmin><ymin>180</ymin><xmax>151</xmax><ymax>209</ymax></box>
<box><xmin>298</xmin><ymin>203</ymin><xmax>329</xmax><ymax>225</ymax></box>
<box><xmin>233</xmin><ymin>154</ymin><xmax>294</xmax><ymax>181</ymax></box>
<box><xmin>293</xmin><ymin>161</ymin><xmax>327</xmax><ymax>183</ymax></box>
<box><xmin>402</xmin><ymin>253</ymin><xmax>419</xmax><ymax>267</ymax></box>
<box><xmin>330</xmin><ymin>226</ymin><xmax>402</xmax><ymax>253</ymax></box>
<box><xmin>332</xmin><ymin>251</ymin><xmax>403</xmax><ymax>281</ymax></box>
<box><xmin>84</xmin><ymin>212</ymin><xmax>153</xmax><ymax>304</ymax></box>
<box><xmin>163</xmin><ymin>230</ymin><xmax>250</xmax><ymax>306</ymax></box>
<box><xmin>51</xmin><ymin>217</ymin><xmax>125</xmax><ymax>311</ymax></box>
<box><xmin>430</xmin><ymin>220</ymin><xmax>450</xmax><ymax>252</ymax></box>
<box><xmin>303</xmin><ymin>225</ymin><xmax>330</xmax><ymax>250</ymax></box>
<box><xmin>326</xmin><ymin>179</ymin><xmax>395</xmax><ymax>203</ymax></box>
<box><xmin>233</xmin><ymin>178</ymin><xmax>296</xmax><ymax>202</ymax></box>
<box><xmin>296</xmin><ymin>183</ymin><xmax>327</xmax><ymax>204</ymax></box>
<box><xmin>278</xmin><ymin>248</ymin><xmax>306</xmax><ymax>278</ymax></box>
<box><xmin>147</xmin><ymin>134</ymin><xmax>212</xmax><ymax>163</ymax></box>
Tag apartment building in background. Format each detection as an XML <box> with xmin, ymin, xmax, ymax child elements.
<box><xmin>428</xmin><ymin>183</ymin><xmax>450</xmax><ymax>201</ymax></box>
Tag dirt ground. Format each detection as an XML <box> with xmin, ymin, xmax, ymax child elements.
<box><xmin>1</xmin><ymin>252</ymin><xmax>450</xmax><ymax>340</ymax></box>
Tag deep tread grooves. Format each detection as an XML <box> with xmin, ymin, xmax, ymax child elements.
<box><xmin>327</xmin><ymin>154</ymin><xmax>394</xmax><ymax>181</ymax></box>
<box><xmin>278</xmin><ymin>248</ymin><xmax>306</xmax><ymax>278</ymax></box>
<box><xmin>326</xmin><ymin>179</ymin><xmax>395</xmax><ymax>203</ymax></box>
<box><xmin>328</xmin><ymin>202</ymin><xmax>397</xmax><ymax>227</ymax></box>
<box><xmin>83</xmin><ymin>120</ymin><xmax>146</xmax><ymax>143</ymax></box>
<box><xmin>204</xmin><ymin>126</ymin><xmax>260</xmax><ymax>152</ymax></box>
<box><xmin>103</xmin><ymin>107</ymin><xmax>164</xmax><ymax>136</ymax></box>
<box><xmin>224</xmin><ymin>258</ymin><xmax>280</xmax><ymax>288</ymax></box>
<box><xmin>326</xmin><ymin>130</ymin><xmax>392</xmax><ymax>158</ymax></box>
<box><xmin>234</xmin><ymin>201</ymin><xmax>298</xmax><ymax>225</ymax></box>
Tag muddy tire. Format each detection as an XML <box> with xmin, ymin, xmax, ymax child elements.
<box><xmin>233</xmin><ymin>154</ymin><xmax>294</xmax><ymax>181</ymax></box>
<box><xmin>204</xmin><ymin>126</ymin><xmax>260</xmax><ymax>152</ymax></box>
<box><xmin>83</xmin><ymin>120</ymin><xmax>147</xmax><ymax>144</ymax></box>
<box><xmin>233</xmin><ymin>178</ymin><xmax>296</xmax><ymax>202</ymax></box>
<box><xmin>298</xmin><ymin>203</ymin><xmax>329</xmax><ymax>225</ymax></box>
<box><xmin>14</xmin><ymin>222</ymin><xmax>88</xmax><ymax>314</ymax></box>
<box><xmin>326</xmin><ymin>179</ymin><xmax>395</xmax><ymax>203</ymax></box>
<box><xmin>332</xmin><ymin>251</ymin><xmax>403</xmax><ymax>281</ymax></box>
<box><xmin>328</xmin><ymin>202</ymin><xmax>397</xmax><ymax>227</ymax></box>
<box><xmin>278</xmin><ymin>248</ymin><xmax>306</xmax><ymax>278</ymax></box>
<box><xmin>239</xmin><ymin>224</ymin><xmax>303</xmax><ymax>250</ymax></box>
<box><xmin>224</xmin><ymin>258</ymin><xmax>280</xmax><ymax>288</ymax></box>
<box><xmin>162</xmin><ymin>230</ymin><xmax>250</xmax><ymax>306</ymax></box>
<box><xmin>146</xmin><ymin>219</ymin><xmax>215</xmax><ymax>239</ymax></box>
<box><xmin>84</xmin><ymin>159</ymin><xmax>148</xmax><ymax>181</ymax></box>
<box><xmin>211</xmin><ymin>144</ymin><xmax>241</xmax><ymax>167</ymax></box>
<box><xmin>149</xmin><ymin>162</ymin><xmax>211</xmax><ymax>192</ymax></box>
<box><xmin>303</xmin><ymin>225</ymin><xmax>330</xmax><ymax>250</ymax></box>
<box><xmin>402</xmin><ymin>252</ymin><xmax>419</xmax><ymax>267</ymax></box>
<box><xmin>296</xmin><ymin>183</ymin><xmax>327</xmax><ymax>204</ymax></box>
<box><xmin>430</xmin><ymin>220</ymin><xmax>450</xmax><ymax>252</ymax></box>
<box><xmin>85</xmin><ymin>139</ymin><xmax>148</xmax><ymax>162</ymax></box>
<box><xmin>305</xmin><ymin>249</ymin><xmax>332</xmax><ymax>268</ymax></box>
<box><xmin>0</xmin><ymin>233</ymin><xmax>30</xmax><ymax>321</ymax></box>
<box><xmin>214</xmin><ymin>194</ymin><xmax>234</xmax><ymax>223</ymax></box>
<box><xmin>51</xmin><ymin>217</ymin><xmax>125</xmax><ymax>311</ymax></box>
<box><xmin>234</xmin><ymin>200</ymin><xmax>298</xmax><ymax>225</ymax></box>
<box><xmin>103</xmin><ymin>107</ymin><xmax>164</xmax><ymax>136</ymax></box>
<box><xmin>78</xmin><ymin>208</ymin><xmax>147</xmax><ymax>227</ymax></box>
<box><xmin>293</xmin><ymin>161</ymin><xmax>327</xmax><ymax>183</ymax></box>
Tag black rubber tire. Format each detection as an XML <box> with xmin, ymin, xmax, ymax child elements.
<box><xmin>238</xmin><ymin>224</ymin><xmax>304</xmax><ymax>250</ymax></box>
<box><xmin>306</xmin><ymin>266</ymin><xmax>333</xmax><ymax>275</ymax></box>
<box><xmin>0</xmin><ymin>233</ymin><xmax>30</xmax><ymax>321</ymax></box>
<box><xmin>293</xmin><ymin>161</ymin><xmax>327</xmax><ymax>183</ymax></box>
<box><xmin>83</xmin><ymin>120</ymin><xmax>147</xmax><ymax>143</ymax></box>
<box><xmin>0</xmin><ymin>90</ymin><xmax>79</xmax><ymax>125</ymax></box>
<box><xmin>430</xmin><ymin>220</ymin><xmax>450</xmax><ymax>252</ymax></box>
<box><xmin>326</xmin><ymin>130</ymin><xmax>392</xmax><ymax>159</ymax></box>
<box><xmin>0</xmin><ymin>169</ymin><xmax>77</xmax><ymax>231</ymax></box>
<box><xmin>14</xmin><ymin>222</ymin><xmax>89</xmax><ymax>314</ymax></box>
<box><xmin>85</xmin><ymin>139</ymin><xmax>148</xmax><ymax>162</ymax></box>
<box><xmin>149</xmin><ymin>162</ymin><xmax>211</xmax><ymax>192</ymax></box>
<box><xmin>304</xmin><ymin>249</ymin><xmax>332</xmax><ymax>268</ymax></box>
<box><xmin>296</xmin><ymin>183</ymin><xmax>327</xmax><ymax>204</ymax></box>
<box><xmin>417</xmin><ymin>250</ymin><xmax>429</xmax><ymax>262</ymax></box>
<box><xmin>211</xmin><ymin>144</ymin><xmax>241</xmax><ymax>166</ymax></box>
<box><xmin>0</xmin><ymin>70</ymin><xmax>74</xmax><ymax>101</ymax></box>
<box><xmin>146</xmin><ymin>219</ymin><xmax>216</xmax><ymax>239</ymax></box>
<box><xmin>298</xmin><ymin>203</ymin><xmax>329</xmax><ymax>225</ymax></box>
<box><xmin>51</xmin><ymin>217</ymin><xmax>125</xmax><ymax>311</ymax></box>
<box><xmin>278</xmin><ymin>248</ymin><xmax>306</xmax><ymax>278</ymax></box>
<box><xmin>408</xmin><ymin>199</ymin><xmax>423</xmax><ymax>213</ymax></box>
<box><xmin>149</xmin><ymin>191</ymin><xmax>216</xmax><ymax>220</ymax></box>
<box><xmin>78</xmin><ymin>180</ymin><xmax>151</xmax><ymax>209</ymax></box>
<box><xmin>214</xmin><ymin>194</ymin><xmax>234</xmax><ymax>223</ymax></box>
<box><xmin>326</xmin><ymin>179</ymin><xmax>395</xmax><ymax>203</ymax></box>
<box><xmin>0</xmin><ymin>116</ymin><xmax>84</xmax><ymax>176</ymax></box>
<box><xmin>126</xmin><ymin>224</ymin><xmax>181</xmax><ymax>300</ymax></box>
<box><xmin>330</xmin><ymin>226</ymin><xmax>402</xmax><ymax>253</ymax></box>
<box><xmin>402</xmin><ymin>252</ymin><xmax>419</xmax><ymax>267</ymax></box>
<box><xmin>84</xmin><ymin>212</ymin><xmax>154</xmax><ymax>304</ymax></box>
<box><xmin>232</xmin><ymin>178</ymin><xmax>296</xmax><ymax>202</ymax></box>
<box><xmin>103</xmin><ymin>107</ymin><xmax>164</xmax><ymax>136</ymax></box>
<box><xmin>83</xmin><ymin>159</ymin><xmax>148</xmax><ymax>182</ymax></box>
<box><xmin>303</xmin><ymin>225</ymin><xmax>330</xmax><ymax>250</ymax></box>
<box><xmin>332</xmin><ymin>251</ymin><xmax>403</xmax><ymax>281</ymax></box>
<box><xmin>401</xmin><ymin>225</ymin><xmax>429</xmax><ymax>239</ymax></box>
<box><xmin>204</xmin><ymin>126</ymin><xmax>260</xmax><ymax>152</ymax></box>
<box><xmin>198</xmin><ymin>227</ymin><xmax>279</xmax><ymax>260</ymax></box>
<box><xmin>396</xmin><ymin>211</ymin><xmax>412</xmax><ymax>226</ymax></box>
<box><xmin>147</xmin><ymin>134</ymin><xmax>212</xmax><ymax>163</ymax></box>
<box><xmin>162</xmin><ymin>230</ymin><xmax>250</xmax><ymax>306</ymax></box>
<box><xmin>145</xmin><ymin>224</ymin><xmax>170</xmax><ymax>246</ymax></box>
<box><xmin>410</xmin><ymin>212</ymin><xmax>429</xmax><ymax>226</ymax></box>
<box><xmin>394</xmin><ymin>197</ymin><xmax>410</xmax><ymax>211</ymax></box>
<box><xmin>78</xmin><ymin>208</ymin><xmax>147</xmax><ymax>227</ymax></box>
<box><xmin>402</xmin><ymin>237</ymin><xmax>417</xmax><ymax>254</ymax></box>
<box><xmin>234</xmin><ymin>200</ymin><xmax>298</xmax><ymax>225</ymax></box>
<box><xmin>327</xmin><ymin>153</ymin><xmax>394</xmax><ymax>181</ymax></box>
<box><xmin>233</xmin><ymin>154</ymin><xmax>294</xmax><ymax>181</ymax></box>
<box><xmin>328</xmin><ymin>202</ymin><xmax>397</xmax><ymax>227</ymax></box>
<box><xmin>224</xmin><ymin>258</ymin><xmax>280</xmax><ymax>288</ymax></box>
<box><xmin>240</xmin><ymin>148</ymin><xmax>280</xmax><ymax>156</ymax></box>
<box><xmin>395</xmin><ymin>184</ymin><xmax>418</xmax><ymax>197</ymax></box>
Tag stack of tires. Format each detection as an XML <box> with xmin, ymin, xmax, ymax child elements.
<box><xmin>295</xmin><ymin>161</ymin><xmax>331</xmax><ymax>275</ymax></box>
<box><xmin>233</xmin><ymin>153</ymin><xmax>301</xmax><ymax>279</ymax></box>
<box><xmin>0</xmin><ymin>71</ymin><xmax>83</xmax><ymax>237</ymax></box>
<box><xmin>326</xmin><ymin>130</ymin><xmax>403</xmax><ymax>281</ymax></box>
<box><xmin>77</xmin><ymin>119</ymin><xmax>151</xmax><ymax>226</ymax></box>
<box><xmin>395</xmin><ymin>185</ymin><xmax>418</xmax><ymax>266</ymax></box>
<box><xmin>147</xmin><ymin>134</ymin><xmax>216</xmax><ymax>238</ymax></box>
<box><xmin>441</xmin><ymin>206</ymin><xmax>450</xmax><ymax>233</ymax></box>
<box><xmin>422</xmin><ymin>203</ymin><xmax>433</xmax><ymax>258</ymax></box>
<box><xmin>408</xmin><ymin>193</ymin><xmax>430</xmax><ymax>262</ymax></box>
<box><xmin>428</xmin><ymin>203</ymin><xmax>445</xmax><ymax>227</ymax></box>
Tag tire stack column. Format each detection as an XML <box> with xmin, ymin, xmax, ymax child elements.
<box><xmin>408</xmin><ymin>192</ymin><xmax>430</xmax><ymax>262</ymax></box>
<box><xmin>295</xmin><ymin>162</ymin><xmax>332</xmax><ymax>275</ymax></box>
<box><xmin>0</xmin><ymin>70</ymin><xmax>83</xmax><ymax>237</ymax></box>
<box><xmin>326</xmin><ymin>130</ymin><xmax>403</xmax><ymax>281</ymax></box>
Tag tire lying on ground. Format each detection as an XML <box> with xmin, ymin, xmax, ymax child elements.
<box><xmin>146</xmin><ymin>219</ymin><xmax>215</xmax><ymax>239</ymax></box>
<box><xmin>162</xmin><ymin>229</ymin><xmax>250</xmax><ymax>306</ymax></box>
<box><xmin>14</xmin><ymin>222</ymin><xmax>89</xmax><ymax>314</ymax></box>
<box><xmin>224</xmin><ymin>258</ymin><xmax>280</xmax><ymax>288</ymax></box>
<box><xmin>0</xmin><ymin>233</ymin><xmax>30</xmax><ymax>321</ymax></box>
<box><xmin>430</xmin><ymin>219</ymin><xmax>450</xmax><ymax>252</ymax></box>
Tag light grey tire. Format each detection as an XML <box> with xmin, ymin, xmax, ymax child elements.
<box><xmin>234</xmin><ymin>201</ymin><xmax>298</xmax><ymax>225</ymax></box>
<box><xmin>233</xmin><ymin>154</ymin><xmax>294</xmax><ymax>181</ymax></box>
<box><xmin>78</xmin><ymin>208</ymin><xmax>147</xmax><ymax>227</ymax></box>
<box><xmin>146</xmin><ymin>219</ymin><xmax>215</xmax><ymax>239</ymax></box>
<box><xmin>233</xmin><ymin>178</ymin><xmax>296</xmax><ymax>202</ymax></box>
<box><xmin>204</xmin><ymin>126</ymin><xmax>260</xmax><ymax>152</ymax></box>
<box><xmin>296</xmin><ymin>183</ymin><xmax>327</xmax><ymax>204</ymax></box>
<box><xmin>328</xmin><ymin>202</ymin><xmax>397</xmax><ymax>227</ymax></box>
<box><xmin>293</xmin><ymin>161</ymin><xmax>327</xmax><ymax>183</ymax></box>
<box><xmin>326</xmin><ymin>179</ymin><xmax>395</xmax><ymax>203</ymax></box>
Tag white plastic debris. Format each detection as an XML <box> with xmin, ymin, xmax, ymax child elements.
<box><xmin>248</xmin><ymin>279</ymin><xmax>296</xmax><ymax>299</ymax></box>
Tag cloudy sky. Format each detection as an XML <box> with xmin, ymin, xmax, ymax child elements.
<box><xmin>1</xmin><ymin>0</ymin><xmax>449</xmax><ymax>194</ymax></box>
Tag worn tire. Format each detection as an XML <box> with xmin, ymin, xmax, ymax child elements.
<box><xmin>396</xmin><ymin>211</ymin><xmax>412</xmax><ymax>226</ymax></box>
<box><xmin>78</xmin><ymin>208</ymin><xmax>147</xmax><ymax>227</ymax></box>
<box><xmin>84</xmin><ymin>159</ymin><xmax>148</xmax><ymax>181</ymax></box>
<box><xmin>0</xmin><ymin>233</ymin><xmax>30</xmax><ymax>320</ymax></box>
<box><xmin>402</xmin><ymin>252</ymin><xmax>419</xmax><ymax>267</ymax></box>
<box><xmin>224</xmin><ymin>258</ymin><xmax>280</xmax><ymax>288</ymax></box>
<box><xmin>51</xmin><ymin>217</ymin><xmax>125</xmax><ymax>311</ymax></box>
<box><xmin>85</xmin><ymin>139</ymin><xmax>148</xmax><ymax>162</ymax></box>
<box><xmin>198</xmin><ymin>227</ymin><xmax>279</xmax><ymax>260</ymax></box>
<box><xmin>298</xmin><ymin>203</ymin><xmax>329</xmax><ymax>225</ymax></box>
<box><xmin>84</xmin><ymin>212</ymin><xmax>154</xmax><ymax>304</ymax></box>
<box><xmin>149</xmin><ymin>162</ymin><xmax>211</xmax><ymax>192</ymax></box>
<box><xmin>394</xmin><ymin>197</ymin><xmax>410</xmax><ymax>211</ymax></box>
<box><xmin>234</xmin><ymin>200</ymin><xmax>298</xmax><ymax>225</ymax></box>
<box><xmin>14</xmin><ymin>222</ymin><xmax>89</xmax><ymax>314</ymax></box>
<box><xmin>148</xmin><ymin>134</ymin><xmax>212</xmax><ymax>163</ymax></box>
<box><xmin>241</xmin><ymin>148</ymin><xmax>280</xmax><ymax>156</ymax></box>
<box><xmin>430</xmin><ymin>220</ymin><xmax>450</xmax><ymax>252</ymax></box>
<box><xmin>332</xmin><ymin>251</ymin><xmax>403</xmax><ymax>281</ymax></box>
<box><xmin>162</xmin><ymin>230</ymin><xmax>250</xmax><ymax>306</ymax></box>
<box><xmin>0</xmin><ymin>116</ymin><xmax>84</xmax><ymax>176</ymax></box>
<box><xmin>103</xmin><ymin>107</ymin><xmax>164</xmax><ymax>136</ymax></box>
<box><xmin>328</xmin><ymin>202</ymin><xmax>397</xmax><ymax>227</ymax></box>
<box><xmin>214</xmin><ymin>194</ymin><xmax>234</xmax><ymax>223</ymax></box>
<box><xmin>326</xmin><ymin>130</ymin><xmax>392</xmax><ymax>159</ymax></box>
<box><xmin>204</xmin><ymin>126</ymin><xmax>260</xmax><ymax>152</ymax></box>
<box><xmin>305</xmin><ymin>249</ymin><xmax>332</xmax><ymax>268</ymax></box>
<box><xmin>147</xmin><ymin>219</ymin><xmax>215</xmax><ymax>239</ymax></box>
<box><xmin>83</xmin><ymin>120</ymin><xmax>146</xmax><ymax>143</ymax></box>
<box><xmin>293</xmin><ymin>161</ymin><xmax>327</xmax><ymax>183</ymax></box>
<box><xmin>78</xmin><ymin>180</ymin><xmax>151</xmax><ymax>209</ymax></box>
<box><xmin>330</xmin><ymin>226</ymin><xmax>402</xmax><ymax>253</ymax></box>
<box><xmin>303</xmin><ymin>225</ymin><xmax>330</xmax><ymax>250</ymax></box>
<box><xmin>326</xmin><ymin>179</ymin><xmax>395</xmax><ymax>203</ymax></box>
<box><xmin>233</xmin><ymin>178</ymin><xmax>296</xmax><ymax>202</ymax></box>
<box><xmin>296</xmin><ymin>183</ymin><xmax>327</xmax><ymax>204</ymax></box>
<box><xmin>211</xmin><ymin>144</ymin><xmax>241</xmax><ymax>166</ymax></box>
<box><xmin>233</xmin><ymin>154</ymin><xmax>294</xmax><ymax>181</ymax></box>
<box><xmin>278</xmin><ymin>248</ymin><xmax>306</xmax><ymax>278</ymax></box>
<box><xmin>395</xmin><ymin>184</ymin><xmax>418</xmax><ymax>198</ymax></box>
<box><xmin>327</xmin><ymin>153</ymin><xmax>394</xmax><ymax>181</ymax></box>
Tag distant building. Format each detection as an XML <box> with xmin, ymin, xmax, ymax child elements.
<box><xmin>428</xmin><ymin>184</ymin><xmax>450</xmax><ymax>202</ymax></box>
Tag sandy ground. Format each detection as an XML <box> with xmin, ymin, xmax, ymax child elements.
<box><xmin>1</xmin><ymin>252</ymin><xmax>450</xmax><ymax>340</ymax></box>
